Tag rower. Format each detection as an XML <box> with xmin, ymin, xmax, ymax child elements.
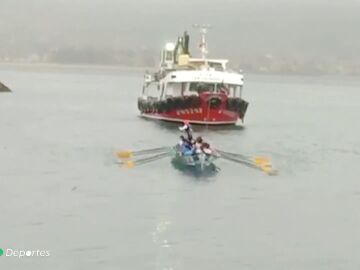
<box><xmin>200</xmin><ymin>142</ymin><xmax>213</xmax><ymax>162</ymax></box>
<box><xmin>201</xmin><ymin>142</ymin><xmax>212</xmax><ymax>155</ymax></box>
<box><xmin>194</xmin><ymin>136</ymin><xmax>203</xmax><ymax>154</ymax></box>
<box><xmin>179</xmin><ymin>136</ymin><xmax>193</xmax><ymax>156</ymax></box>
<box><xmin>179</xmin><ymin>135</ymin><xmax>191</xmax><ymax>149</ymax></box>
<box><xmin>178</xmin><ymin>120</ymin><xmax>193</xmax><ymax>141</ymax></box>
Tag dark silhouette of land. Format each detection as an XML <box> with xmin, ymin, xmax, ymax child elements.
<box><xmin>1</xmin><ymin>0</ymin><xmax>360</xmax><ymax>75</ymax></box>
<box><xmin>0</xmin><ymin>82</ymin><xmax>11</xmax><ymax>92</ymax></box>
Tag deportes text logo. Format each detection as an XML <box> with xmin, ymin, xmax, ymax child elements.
<box><xmin>0</xmin><ymin>248</ymin><xmax>50</xmax><ymax>258</ymax></box>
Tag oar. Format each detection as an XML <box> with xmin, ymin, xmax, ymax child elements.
<box><xmin>219</xmin><ymin>152</ymin><xmax>259</xmax><ymax>169</ymax></box>
<box><xmin>119</xmin><ymin>151</ymin><xmax>173</xmax><ymax>169</ymax></box>
<box><xmin>217</xmin><ymin>149</ymin><xmax>270</xmax><ymax>164</ymax></box>
<box><xmin>218</xmin><ymin>151</ymin><xmax>277</xmax><ymax>175</ymax></box>
<box><xmin>215</xmin><ymin>149</ymin><xmax>249</xmax><ymax>160</ymax></box>
<box><xmin>117</xmin><ymin>146</ymin><xmax>172</xmax><ymax>159</ymax></box>
<box><xmin>220</xmin><ymin>153</ymin><xmax>275</xmax><ymax>175</ymax></box>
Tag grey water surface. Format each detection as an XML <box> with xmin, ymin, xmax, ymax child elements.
<box><xmin>1</xmin><ymin>65</ymin><xmax>360</xmax><ymax>269</ymax></box>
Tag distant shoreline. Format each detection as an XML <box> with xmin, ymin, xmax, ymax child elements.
<box><xmin>0</xmin><ymin>62</ymin><xmax>154</xmax><ymax>72</ymax></box>
<box><xmin>1</xmin><ymin>62</ymin><xmax>360</xmax><ymax>78</ymax></box>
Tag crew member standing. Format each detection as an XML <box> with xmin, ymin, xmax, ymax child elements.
<box><xmin>178</xmin><ymin>120</ymin><xmax>193</xmax><ymax>141</ymax></box>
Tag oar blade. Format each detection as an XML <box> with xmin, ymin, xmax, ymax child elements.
<box><xmin>253</xmin><ymin>157</ymin><xmax>277</xmax><ymax>175</ymax></box>
<box><xmin>254</xmin><ymin>157</ymin><xmax>270</xmax><ymax>165</ymax></box>
<box><xmin>123</xmin><ymin>160</ymin><xmax>135</xmax><ymax>169</ymax></box>
<box><xmin>117</xmin><ymin>151</ymin><xmax>133</xmax><ymax>159</ymax></box>
<box><xmin>219</xmin><ymin>150</ymin><xmax>278</xmax><ymax>176</ymax></box>
<box><xmin>116</xmin><ymin>150</ymin><xmax>172</xmax><ymax>169</ymax></box>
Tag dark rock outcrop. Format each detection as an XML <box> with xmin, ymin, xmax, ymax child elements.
<box><xmin>0</xmin><ymin>82</ymin><xmax>11</xmax><ymax>92</ymax></box>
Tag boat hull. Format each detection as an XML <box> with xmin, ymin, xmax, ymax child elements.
<box><xmin>138</xmin><ymin>92</ymin><xmax>248</xmax><ymax>125</ymax></box>
<box><xmin>172</xmin><ymin>150</ymin><xmax>218</xmax><ymax>170</ymax></box>
<box><xmin>140</xmin><ymin>110</ymin><xmax>239</xmax><ymax>125</ymax></box>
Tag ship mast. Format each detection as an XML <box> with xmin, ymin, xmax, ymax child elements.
<box><xmin>193</xmin><ymin>24</ymin><xmax>211</xmax><ymax>62</ymax></box>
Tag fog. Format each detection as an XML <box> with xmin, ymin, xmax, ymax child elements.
<box><xmin>1</xmin><ymin>0</ymin><xmax>359</xmax><ymax>73</ymax></box>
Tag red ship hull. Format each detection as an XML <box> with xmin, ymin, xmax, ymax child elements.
<box><xmin>141</xmin><ymin>106</ymin><xmax>240</xmax><ymax>125</ymax></box>
<box><xmin>138</xmin><ymin>92</ymin><xmax>248</xmax><ymax>125</ymax></box>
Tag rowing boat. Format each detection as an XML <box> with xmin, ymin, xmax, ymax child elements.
<box><xmin>171</xmin><ymin>145</ymin><xmax>218</xmax><ymax>173</ymax></box>
<box><xmin>116</xmin><ymin>145</ymin><xmax>276</xmax><ymax>176</ymax></box>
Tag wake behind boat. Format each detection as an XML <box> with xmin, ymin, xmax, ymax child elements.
<box><xmin>138</xmin><ymin>26</ymin><xmax>249</xmax><ymax>126</ymax></box>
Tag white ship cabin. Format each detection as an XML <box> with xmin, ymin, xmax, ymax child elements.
<box><xmin>142</xmin><ymin>29</ymin><xmax>244</xmax><ymax>101</ymax></box>
<box><xmin>143</xmin><ymin>69</ymin><xmax>244</xmax><ymax>101</ymax></box>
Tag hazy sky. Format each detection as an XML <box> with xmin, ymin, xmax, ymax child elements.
<box><xmin>1</xmin><ymin>0</ymin><xmax>359</xmax><ymax>60</ymax></box>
